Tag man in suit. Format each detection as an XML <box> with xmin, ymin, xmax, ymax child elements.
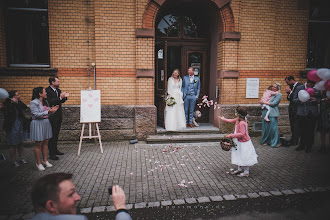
<box><xmin>30</xmin><ymin>173</ymin><xmax>132</xmax><ymax>220</ymax></box>
<box><xmin>182</xmin><ymin>67</ymin><xmax>200</xmax><ymax>128</ymax></box>
<box><xmin>46</xmin><ymin>77</ymin><xmax>69</xmax><ymax>160</ymax></box>
<box><xmin>285</xmin><ymin>76</ymin><xmax>301</xmax><ymax>146</ymax></box>
<box><xmin>293</xmin><ymin>79</ymin><xmax>320</xmax><ymax>153</ymax></box>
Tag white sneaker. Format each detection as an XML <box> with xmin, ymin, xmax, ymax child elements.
<box><xmin>14</xmin><ymin>161</ymin><xmax>20</xmax><ymax>167</ymax></box>
<box><xmin>20</xmin><ymin>158</ymin><xmax>27</xmax><ymax>164</ymax></box>
<box><xmin>42</xmin><ymin>161</ymin><xmax>53</xmax><ymax>168</ymax></box>
<box><xmin>36</xmin><ymin>163</ymin><xmax>45</xmax><ymax>171</ymax></box>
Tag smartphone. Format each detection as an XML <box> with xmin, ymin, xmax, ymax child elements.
<box><xmin>108</xmin><ymin>186</ymin><xmax>112</xmax><ymax>195</ymax></box>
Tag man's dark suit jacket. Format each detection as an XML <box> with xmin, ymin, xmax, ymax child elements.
<box><xmin>293</xmin><ymin>84</ymin><xmax>320</xmax><ymax>117</ymax></box>
<box><xmin>45</xmin><ymin>86</ymin><xmax>67</xmax><ymax>120</ymax></box>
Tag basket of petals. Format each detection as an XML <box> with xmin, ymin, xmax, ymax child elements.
<box><xmin>220</xmin><ymin>138</ymin><xmax>237</xmax><ymax>151</ymax></box>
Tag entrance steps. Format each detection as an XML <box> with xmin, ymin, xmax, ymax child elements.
<box><xmin>146</xmin><ymin>123</ymin><xmax>224</xmax><ymax>144</ymax></box>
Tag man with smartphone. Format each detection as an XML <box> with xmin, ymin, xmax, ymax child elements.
<box><xmin>29</xmin><ymin>173</ymin><xmax>132</xmax><ymax>220</ymax></box>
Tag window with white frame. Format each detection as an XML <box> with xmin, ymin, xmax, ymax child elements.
<box><xmin>5</xmin><ymin>0</ymin><xmax>50</xmax><ymax>67</ymax></box>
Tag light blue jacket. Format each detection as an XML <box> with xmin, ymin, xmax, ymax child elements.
<box><xmin>30</xmin><ymin>98</ymin><xmax>50</xmax><ymax>119</ymax></box>
<box><xmin>266</xmin><ymin>93</ymin><xmax>282</xmax><ymax>117</ymax></box>
<box><xmin>181</xmin><ymin>75</ymin><xmax>200</xmax><ymax>100</ymax></box>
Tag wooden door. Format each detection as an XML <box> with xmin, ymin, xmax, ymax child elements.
<box><xmin>155</xmin><ymin>42</ymin><xmax>167</xmax><ymax>127</ymax></box>
<box><xmin>182</xmin><ymin>46</ymin><xmax>209</xmax><ymax>123</ymax></box>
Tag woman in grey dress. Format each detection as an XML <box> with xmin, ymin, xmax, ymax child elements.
<box><xmin>2</xmin><ymin>90</ymin><xmax>29</xmax><ymax>167</ymax></box>
<box><xmin>30</xmin><ymin>87</ymin><xmax>58</xmax><ymax>171</ymax></box>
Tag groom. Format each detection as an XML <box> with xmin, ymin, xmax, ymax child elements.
<box><xmin>182</xmin><ymin>67</ymin><xmax>200</xmax><ymax>128</ymax></box>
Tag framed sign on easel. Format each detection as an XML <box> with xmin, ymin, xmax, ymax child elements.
<box><xmin>78</xmin><ymin>89</ymin><xmax>103</xmax><ymax>155</ymax></box>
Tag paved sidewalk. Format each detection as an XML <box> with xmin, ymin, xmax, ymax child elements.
<box><xmin>0</xmin><ymin>137</ymin><xmax>329</xmax><ymax>217</ymax></box>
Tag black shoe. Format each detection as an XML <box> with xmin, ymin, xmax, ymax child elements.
<box><xmin>56</xmin><ymin>151</ymin><xmax>64</xmax><ymax>155</ymax></box>
<box><xmin>49</xmin><ymin>155</ymin><xmax>59</xmax><ymax>160</ymax></box>
<box><xmin>295</xmin><ymin>146</ymin><xmax>304</xmax><ymax>151</ymax></box>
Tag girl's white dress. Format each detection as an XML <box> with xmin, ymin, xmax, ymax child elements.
<box><xmin>164</xmin><ymin>77</ymin><xmax>186</xmax><ymax>131</ymax></box>
<box><xmin>232</xmin><ymin>127</ymin><xmax>258</xmax><ymax>166</ymax></box>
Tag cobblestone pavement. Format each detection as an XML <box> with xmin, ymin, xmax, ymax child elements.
<box><xmin>0</xmin><ymin>137</ymin><xmax>329</xmax><ymax>217</ymax></box>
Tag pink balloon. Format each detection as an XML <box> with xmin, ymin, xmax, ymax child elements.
<box><xmin>305</xmin><ymin>87</ymin><xmax>315</xmax><ymax>97</ymax></box>
<box><xmin>325</xmin><ymin>80</ymin><xmax>330</xmax><ymax>91</ymax></box>
<box><xmin>307</xmin><ymin>70</ymin><xmax>322</xmax><ymax>82</ymax></box>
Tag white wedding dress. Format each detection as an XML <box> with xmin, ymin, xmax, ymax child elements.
<box><xmin>165</xmin><ymin>77</ymin><xmax>186</xmax><ymax>131</ymax></box>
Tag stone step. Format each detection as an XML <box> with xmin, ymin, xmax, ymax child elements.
<box><xmin>146</xmin><ymin>133</ymin><xmax>225</xmax><ymax>144</ymax></box>
<box><xmin>157</xmin><ymin>123</ymin><xmax>219</xmax><ymax>135</ymax></box>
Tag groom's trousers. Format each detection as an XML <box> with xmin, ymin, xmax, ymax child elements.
<box><xmin>184</xmin><ymin>95</ymin><xmax>197</xmax><ymax>124</ymax></box>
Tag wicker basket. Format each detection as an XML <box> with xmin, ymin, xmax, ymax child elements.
<box><xmin>220</xmin><ymin>138</ymin><xmax>236</xmax><ymax>151</ymax></box>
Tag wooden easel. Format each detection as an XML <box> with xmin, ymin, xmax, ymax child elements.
<box><xmin>78</xmin><ymin>122</ymin><xmax>103</xmax><ymax>155</ymax></box>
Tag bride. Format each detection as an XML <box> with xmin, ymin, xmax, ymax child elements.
<box><xmin>165</xmin><ymin>69</ymin><xmax>186</xmax><ymax>131</ymax></box>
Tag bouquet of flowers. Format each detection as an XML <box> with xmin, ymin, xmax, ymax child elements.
<box><xmin>165</xmin><ymin>97</ymin><xmax>176</xmax><ymax>106</ymax></box>
<box><xmin>220</xmin><ymin>137</ymin><xmax>237</xmax><ymax>151</ymax></box>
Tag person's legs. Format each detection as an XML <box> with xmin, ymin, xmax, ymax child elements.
<box><xmin>296</xmin><ymin>116</ymin><xmax>306</xmax><ymax>151</ymax></box>
<box><xmin>264</xmin><ymin>105</ymin><xmax>271</xmax><ymax>121</ymax></box>
<box><xmin>188</xmin><ymin>97</ymin><xmax>197</xmax><ymax>124</ymax></box>
<box><xmin>184</xmin><ymin>97</ymin><xmax>190</xmax><ymax>124</ymax></box>
<box><xmin>9</xmin><ymin>146</ymin><xmax>16</xmax><ymax>163</ymax></box>
<box><xmin>42</xmin><ymin>139</ymin><xmax>49</xmax><ymax>163</ymax></box>
<box><xmin>289</xmin><ymin>105</ymin><xmax>299</xmax><ymax>145</ymax></box>
<box><xmin>17</xmin><ymin>143</ymin><xmax>24</xmax><ymax>159</ymax></box>
<box><xmin>243</xmin><ymin>166</ymin><xmax>250</xmax><ymax>174</ymax></box>
<box><xmin>34</xmin><ymin>142</ymin><xmax>42</xmax><ymax>165</ymax></box>
<box><xmin>305</xmin><ymin>114</ymin><xmax>316</xmax><ymax>153</ymax></box>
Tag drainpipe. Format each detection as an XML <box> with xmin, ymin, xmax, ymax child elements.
<box><xmin>92</xmin><ymin>62</ymin><xmax>96</xmax><ymax>89</ymax></box>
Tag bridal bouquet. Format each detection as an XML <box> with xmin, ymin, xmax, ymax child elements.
<box><xmin>165</xmin><ymin>97</ymin><xmax>176</xmax><ymax>106</ymax></box>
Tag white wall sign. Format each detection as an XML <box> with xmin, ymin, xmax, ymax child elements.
<box><xmin>246</xmin><ymin>78</ymin><xmax>259</xmax><ymax>98</ymax></box>
<box><xmin>80</xmin><ymin>90</ymin><xmax>101</xmax><ymax>123</ymax></box>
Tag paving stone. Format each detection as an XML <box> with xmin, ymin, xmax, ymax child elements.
<box><xmin>0</xmin><ymin>216</ymin><xmax>8</xmax><ymax>220</ymax></box>
<box><xmin>223</xmin><ymin>194</ymin><xmax>236</xmax><ymax>200</ymax></box>
<box><xmin>21</xmin><ymin>213</ymin><xmax>34</xmax><ymax>219</ymax></box>
<box><xmin>185</xmin><ymin>198</ymin><xmax>197</xmax><ymax>204</ymax></box>
<box><xmin>92</xmin><ymin>206</ymin><xmax>106</xmax><ymax>213</ymax></box>
<box><xmin>105</xmin><ymin>206</ymin><xmax>116</xmax><ymax>212</ymax></box>
<box><xmin>326</xmin><ymin>186</ymin><xmax>330</xmax><ymax>191</ymax></box>
<box><xmin>161</xmin><ymin>200</ymin><xmax>173</xmax><ymax>206</ymax></box>
<box><xmin>247</xmin><ymin>193</ymin><xmax>260</xmax><ymax>198</ymax></box>
<box><xmin>292</xmin><ymin>189</ymin><xmax>305</xmax><ymax>194</ymax></box>
<box><xmin>80</xmin><ymin>207</ymin><xmax>92</xmax><ymax>214</ymax></box>
<box><xmin>7</xmin><ymin>214</ymin><xmax>23</xmax><ymax>220</ymax></box>
<box><xmin>197</xmin><ymin>197</ymin><xmax>210</xmax><ymax>203</ymax></box>
<box><xmin>126</xmin><ymin>204</ymin><xmax>133</xmax><ymax>210</ymax></box>
<box><xmin>269</xmin><ymin>191</ymin><xmax>283</xmax><ymax>196</ymax></box>
<box><xmin>315</xmin><ymin>187</ymin><xmax>326</xmax><ymax>192</ymax></box>
<box><xmin>173</xmin><ymin>199</ymin><xmax>185</xmax><ymax>205</ymax></box>
<box><xmin>281</xmin><ymin>189</ymin><xmax>295</xmax><ymax>195</ymax></box>
<box><xmin>135</xmin><ymin>202</ymin><xmax>147</xmax><ymax>209</ymax></box>
<box><xmin>235</xmin><ymin>194</ymin><xmax>248</xmax><ymax>199</ymax></box>
<box><xmin>148</xmin><ymin>201</ymin><xmax>160</xmax><ymax>207</ymax></box>
<box><xmin>258</xmin><ymin>192</ymin><xmax>272</xmax><ymax>197</ymax></box>
<box><xmin>209</xmin><ymin>196</ymin><xmax>224</xmax><ymax>201</ymax></box>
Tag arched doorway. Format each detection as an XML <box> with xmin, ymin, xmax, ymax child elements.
<box><xmin>154</xmin><ymin>0</ymin><xmax>219</xmax><ymax>127</ymax></box>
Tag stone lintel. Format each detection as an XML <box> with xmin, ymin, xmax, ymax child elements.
<box><xmin>136</xmin><ymin>28</ymin><xmax>155</xmax><ymax>38</ymax></box>
<box><xmin>217</xmin><ymin>70</ymin><xmax>239</xmax><ymax>79</ymax></box>
<box><xmin>212</xmin><ymin>0</ymin><xmax>232</xmax><ymax>9</ymax></box>
<box><xmin>136</xmin><ymin>69</ymin><xmax>154</xmax><ymax>78</ymax></box>
<box><xmin>218</xmin><ymin>32</ymin><xmax>241</xmax><ymax>41</ymax></box>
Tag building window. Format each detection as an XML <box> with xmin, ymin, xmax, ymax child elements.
<box><xmin>156</xmin><ymin>14</ymin><xmax>208</xmax><ymax>39</ymax></box>
<box><xmin>306</xmin><ymin>0</ymin><xmax>330</xmax><ymax>69</ymax></box>
<box><xmin>5</xmin><ymin>0</ymin><xmax>50</xmax><ymax>67</ymax></box>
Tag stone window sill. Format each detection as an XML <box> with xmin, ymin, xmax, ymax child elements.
<box><xmin>0</xmin><ymin>68</ymin><xmax>58</xmax><ymax>76</ymax></box>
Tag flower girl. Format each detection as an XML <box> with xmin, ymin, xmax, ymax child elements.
<box><xmin>219</xmin><ymin>106</ymin><xmax>258</xmax><ymax>177</ymax></box>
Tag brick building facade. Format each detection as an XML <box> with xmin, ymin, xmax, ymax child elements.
<box><xmin>0</xmin><ymin>0</ymin><xmax>315</xmax><ymax>140</ymax></box>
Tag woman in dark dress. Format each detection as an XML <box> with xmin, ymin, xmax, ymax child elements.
<box><xmin>2</xmin><ymin>91</ymin><xmax>29</xmax><ymax>167</ymax></box>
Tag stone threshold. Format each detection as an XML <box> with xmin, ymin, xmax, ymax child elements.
<box><xmin>10</xmin><ymin>186</ymin><xmax>330</xmax><ymax>219</ymax></box>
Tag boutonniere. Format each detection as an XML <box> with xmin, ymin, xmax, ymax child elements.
<box><xmin>194</xmin><ymin>80</ymin><xmax>197</xmax><ymax>83</ymax></box>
